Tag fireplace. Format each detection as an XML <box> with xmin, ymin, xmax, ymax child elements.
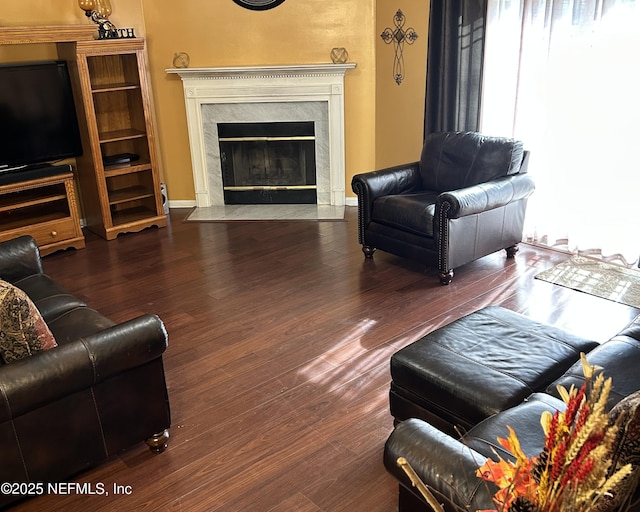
<box><xmin>219</xmin><ymin>121</ymin><xmax>317</xmax><ymax>204</ymax></box>
<box><xmin>166</xmin><ymin>63</ymin><xmax>355</xmax><ymax>208</ymax></box>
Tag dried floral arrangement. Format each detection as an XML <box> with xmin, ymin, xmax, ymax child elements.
<box><xmin>398</xmin><ymin>353</ymin><xmax>640</xmax><ymax>512</ymax></box>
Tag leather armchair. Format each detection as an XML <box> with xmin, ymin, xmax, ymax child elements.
<box><xmin>351</xmin><ymin>132</ymin><xmax>535</xmax><ymax>284</ymax></box>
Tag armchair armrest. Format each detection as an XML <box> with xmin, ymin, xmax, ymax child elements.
<box><xmin>384</xmin><ymin>418</ymin><xmax>496</xmax><ymax>511</ymax></box>
<box><xmin>0</xmin><ymin>314</ymin><xmax>168</xmax><ymax>422</ymax></box>
<box><xmin>0</xmin><ymin>235</ymin><xmax>44</xmax><ymax>283</ymax></box>
<box><xmin>438</xmin><ymin>173</ymin><xmax>535</xmax><ymax>219</ymax></box>
<box><xmin>351</xmin><ymin>162</ymin><xmax>422</xmax><ymax>201</ymax></box>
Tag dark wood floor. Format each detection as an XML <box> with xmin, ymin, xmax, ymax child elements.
<box><xmin>9</xmin><ymin>207</ymin><xmax>639</xmax><ymax>512</ymax></box>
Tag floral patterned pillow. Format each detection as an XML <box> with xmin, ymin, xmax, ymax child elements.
<box><xmin>0</xmin><ymin>279</ymin><xmax>57</xmax><ymax>364</ymax></box>
<box><xmin>596</xmin><ymin>391</ymin><xmax>640</xmax><ymax>511</ymax></box>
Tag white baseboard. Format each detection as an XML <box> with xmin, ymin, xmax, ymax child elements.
<box><xmin>167</xmin><ymin>200</ymin><xmax>197</xmax><ymax>209</ymax></box>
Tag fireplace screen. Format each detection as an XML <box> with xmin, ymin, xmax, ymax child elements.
<box><xmin>218</xmin><ymin>121</ymin><xmax>317</xmax><ymax>204</ymax></box>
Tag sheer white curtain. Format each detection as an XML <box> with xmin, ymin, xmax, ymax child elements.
<box><xmin>480</xmin><ymin>0</ymin><xmax>640</xmax><ymax>266</ymax></box>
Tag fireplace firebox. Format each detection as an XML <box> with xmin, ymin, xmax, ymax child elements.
<box><xmin>218</xmin><ymin>121</ymin><xmax>317</xmax><ymax>204</ymax></box>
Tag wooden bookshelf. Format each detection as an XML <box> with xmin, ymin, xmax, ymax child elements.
<box><xmin>61</xmin><ymin>37</ymin><xmax>166</xmax><ymax>240</ymax></box>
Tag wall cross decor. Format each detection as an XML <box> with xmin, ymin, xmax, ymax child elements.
<box><xmin>380</xmin><ymin>9</ymin><xmax>419</xmax><ymax>85</ymax></box>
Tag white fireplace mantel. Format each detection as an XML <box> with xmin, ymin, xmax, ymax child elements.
<box><xmin>166</xmin><ymin>63</ymin><xmax>356</xmax><ymax>208</ymax></box>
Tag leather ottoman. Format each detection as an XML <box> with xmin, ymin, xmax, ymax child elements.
<box><xmin>389</xmin><ymin>306</ymin><xmax>599</xmax><ymax>435</ymax></box>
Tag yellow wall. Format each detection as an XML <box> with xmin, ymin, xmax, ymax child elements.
<box><xmin>0</xmin><ymin>0</ymin><xmax>428</xmax><ymax>203</ymax></box>
<box><xmin>375</xmin><ymin>1</ymin><xmax>429</xmax><ymax>170</ymax></box>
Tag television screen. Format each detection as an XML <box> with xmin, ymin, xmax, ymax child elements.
<box><xmin>0</xmin><ymin>60</ymin><xmax>83</xmax><ymax>171</ymax></box>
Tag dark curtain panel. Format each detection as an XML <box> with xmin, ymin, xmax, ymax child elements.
<box><xmin>424</xmin><ymin>0</ymin><xmax>487</xmax><ymax>137</ymax></box>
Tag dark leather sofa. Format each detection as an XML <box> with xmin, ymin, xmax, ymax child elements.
<box><xmin>0</xmin><ymin>235</ymin><xmax>171</xmax><ymax>508</ymax></box>
<box><xmin>383</xmin><ymin>306</ymin><xmax>640</xmax><ymax>512</ymax></box>
<box><xmin>351</xmin><ymin>132</ymin><xmax>535</xmax><ymax>284</ymax></box>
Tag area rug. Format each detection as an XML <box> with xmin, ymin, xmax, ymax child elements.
<box><xmin>535</xmin><ymin>255</ymin><xmax>640</xmax><ymax>308</ymax></box>
<box><xmin>185</xmin><ymin>204</ymin><xmax>345</xmax><ymax>222</ymax></box>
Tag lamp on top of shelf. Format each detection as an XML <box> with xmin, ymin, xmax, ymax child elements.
<box><xmin>95</xmin><ymin>0</ymin><xmax>112</xmax><ymax>18</ymax></box>
<box><xmin>77</xmin><ymin>0</ymin><xmax>95</xmax><ymax>13</ymax></box>
<box><xmin>78</xmin><ymin>0</ymin><xmax>119</xmax><ymax>39</ymax></box>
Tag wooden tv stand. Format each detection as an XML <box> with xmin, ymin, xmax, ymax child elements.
<box><xmin>0</xmin><ymin>170</ymin><xmax>85</xmax><ymax>256</ymax></box>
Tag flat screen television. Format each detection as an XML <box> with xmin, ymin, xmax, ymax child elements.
<box><xmin>0</xmin><ymin>60</ymin><xmax>83</xmax><ymax>173</ymax></box>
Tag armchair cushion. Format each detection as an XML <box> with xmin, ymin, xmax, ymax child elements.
<box><xmin>419</xmin><ymin>131</ymin><xmax>525</xmax><ymax>192</ymax></box>
<box><xmin>372</xmin><ymin>191</ymin><xmax>439</xmax><ymax>237</ymax></box>
<box><xmin>0</xmin><ymin>279</ymin><xmax>57</xmax><ymax>364</ymax></box>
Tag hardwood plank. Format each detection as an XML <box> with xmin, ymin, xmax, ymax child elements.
<box><xmin>267</xmin><ymin>493</ymin><xmax>322</xmax><ymax>512</ymax></box>
<box><xmin>8</xmin><ymin>206</ymin><xmax>638</xmax><ymax>512</ymax></box>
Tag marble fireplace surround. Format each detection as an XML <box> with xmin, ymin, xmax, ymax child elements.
<box><xmin>167</xmin><ymin>63</ymin><xmax>355</xmax><ymax>208</ymax></box>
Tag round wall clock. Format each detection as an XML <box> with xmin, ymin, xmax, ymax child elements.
<box><xmin>232</xmin><ymin>0</ymin><xmax>286</xmax><ymax>10</ymax></box>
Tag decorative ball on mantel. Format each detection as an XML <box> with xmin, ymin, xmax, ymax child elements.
<box><xmin>330</xmin><ymin>47</ymin><xmax>349</xmax><ymax>64</ymax></box>
<box><xmin>173</xmin><ymin>52</ymin><xmax>190</xmax><ymax>69</ymax></box>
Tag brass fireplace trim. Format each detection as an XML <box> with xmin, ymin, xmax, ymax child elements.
<box><xmin>224</xmin><ymin>185</ymin><xmax>317</xmax><ymax>191</ymax></box>
<box><xmin>218</xmin><ymin>136</ymin><xmax>315</xmax><ymax>142</ymax></box>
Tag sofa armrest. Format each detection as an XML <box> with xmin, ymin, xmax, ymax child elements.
<box><xmin>0</xmin><ymin>314</ymin><xmax>168</xmax><ymax>421</ymax></box>
<box><xmin>384</xmin><ymin>418</ymin><xmax>497</xmax><ymax>512</ymax></box>
<box><xmin>438</xmin><ymin>173</ymin><xmax>535</xmax><ymax>219</ymax></box>
<box><xmin>0</xmin><ymin>235</ymin><xmax>44</xmax><ymax>283</ymax></box>
<box><xmin>81</xmin><ymin>313</ymin><xmax>168</xmax><ymax>380</ymax></box>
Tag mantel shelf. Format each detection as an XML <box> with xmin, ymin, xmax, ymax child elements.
<box><xmin>166</xmin><ymin>63</ymin><xmax>356</xmax><ymax>81</ymax></box>
<box><xmin>0</xmin><ymin>25</ymin><xmax>97</xmax><ymax>45</ymax></box>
